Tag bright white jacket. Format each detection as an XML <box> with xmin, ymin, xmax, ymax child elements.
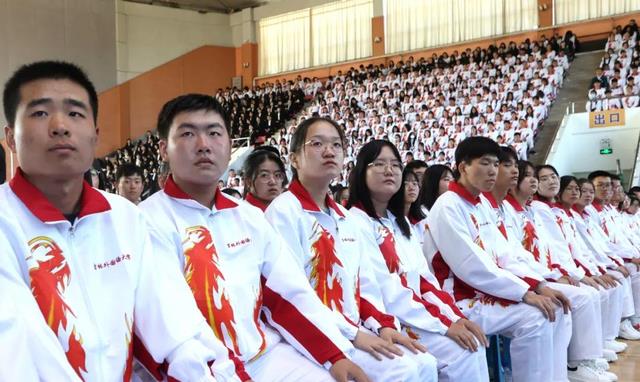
<box><xmin>529</xmin><ymin>199</ymin><xmax>586</xmax><ymax>279</ymax></box>
<box><xmin>580</xmin><ymin>205</ymin><xmax>628</xmax><ymax>266</ymax></box>
<box><xmin>0</xmin><ymin>216</ymin><xmax>81</xmax><ymax>382</ymax></box>
<box><xmin>350</xmin><ymin>206</ymin><xmax>463</xmax><ymax>336</ymax></box>
<box><xmin>425</xmin><ymin>182</ymin><xmax>537</xmax><ymax>306</ymax></box>
<box><xmin>551</xmin><ymin>203</ymin><xmax>602</xmax><ymax>277</ymax></box>
<box><xmin>0</xmin><ymin>169</ymin><xmax>241</xmax><ymax>382</ymax></box>
<box><xmin>140</xmin><ymin>176</ymin><xmax>354</xmax><ymax>371</ymax></box>
<box><xmin>569</xmin><ymin>208</ymin><xmax>619</xmax><ymax>272</ymax></box>
<box><xmin>587</xmin><ymin>202</ymin><xmax>640</xmax><ymax>259</ymax></box>
<box><xmin>502</xmin><ymin>194</ymin><xmax>566</xmax><ymax>280</ymax></box>
<box><xmin>265</xmin><ymin>180</ymin><xmax>398</xmax><ymax>340</ymax></box>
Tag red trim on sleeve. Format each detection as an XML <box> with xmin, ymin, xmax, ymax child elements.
<box><xmin>399</xmin><ymin>276</ymin><xmax>453</xmax><ymax>327</ymax></box>
<box><xmin>262</xmin><ymin>278</ymin><xmax>347</xmax><ymax>366</ymax></box>
<box><xmin>574</xmin><ymin>260</ymin><xmax>593</xmax><ymax>277</ymax></box>
<box><xmin>520</xmin><ymin>276</ymin><xmax>540</xmax><ymax>290</ymax></box>
<box><xmin>419</xmin><ymin>276</ymin><xmax>465</xmax><ymax>318</ymax></box>
<box><xmin>133</xmin><ymin>334</ymin><xmax>166</xmax><ymax>381</ymax></box>
<box><xmin>359</xmin><ymin>298</ymin><xmax>397</xmax><ymax>330</ymax></box>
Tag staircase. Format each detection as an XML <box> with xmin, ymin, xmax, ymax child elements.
<box><xmin>530</xmin><ymin>51</ymin><xmax>605</xmax><ymax>164</ymax></box>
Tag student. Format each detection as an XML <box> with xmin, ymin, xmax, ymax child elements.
<box><xmin>0</xmin><ymin>218</ymin><xmax>81</xmax><ymax>382</ymax></box>
<box><xmin>405</xmin><ymin>159</ymin><xmax>428</xmax><ymax>184</ymax></box>
<box><xmin>587</xmin><ymin>171</ymin><xmax>640</xmax><ymax>337</ymax></box>
<box><xmin>425</xmin><ymin>136</ymin><xmax>566</xmax><ymax>382</ymax></box>
<box><xmin>139</xmin><ymin>95</ymin><xmax>368</xmax><ymax>382</ymax></box>
<box><xmin>348</xmin><ymin>140</ymin><xmax>490</xmax><ymax>382</ymax></box>
<box><xmin>242</xmin><ymin>147</ymin><xmax>288</xmax><ymax>211</ymax></box>
<box><xmin>419</xmin><ymin>164</ymin><xmax>454</xmax><ymax>213</ymax></box>
<box><xmin>488</xmin><ymin>152</ymin><xmax>614</xmax><ymax>380</ymax></box>
<box><xmin>266</xmin><ymin>118</ymin><xmax>438</xmax><ymax>382</ymax></box>
<box><xmin>0</xmin><ymin>61</ymin><xmax>243</xmax><ymax>381</ymax></box>
<box><xmin>115</xmin><ymin>163</ymin><xmax>144</xmax><ymax>205</ymax></box>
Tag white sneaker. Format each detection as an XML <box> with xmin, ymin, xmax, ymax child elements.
<box><xmin>568</xmin><ymin>361</ymin><xmax>616</xmax><ymax>382</ymax></box>
<box><xmin>619</xmin><ymin>319</ymin><xmax>640</xmax><ymax>340</ymax></box>
<box><xmin>602</xmin><ymin>349</ymin><xmax>618</xmax><ymax>362</ymax></box>
<box><xmin>595</xmin><ymin>358</ymin><xmax>610</xmax><ymax>370</ymax></box>
<box><xmin>604</xmin><ymin>340</ymin><xmax>627</xmax><ymax>353</ymax></box>
<box><xmin>603</xmin><ymin>370</ymin><xmax>618</xmax><ymax>382</ymax></box>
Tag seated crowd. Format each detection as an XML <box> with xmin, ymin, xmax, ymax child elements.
<box><xmin>5</xmin><ymin>60</ymin><xmax>640</xmax><ymax>382</ymax></box>
<box><xmin>587</xmin><ymin>19</ymin><xmax>640</xmax><ymax>111</ymax></box>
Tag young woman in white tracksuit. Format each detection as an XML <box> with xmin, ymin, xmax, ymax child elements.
<box><xmin>347</xmin><ymin>139</ymin><xmax>492</xmax><ymax>381</ymax></box>
<box><xmin>266</xmin><ymin>117</ymin><xmax>438</xmax><ymax>382</ymax></box>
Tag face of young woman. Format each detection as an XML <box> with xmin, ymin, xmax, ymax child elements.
<box><xmin>404</xmin><ymin>174</ymin><xmax>420</xmax><ymax>204</ymax></box>
<box><xmin>516</xmin><ymin>165</ymin><xmax>538</xmax><ymax>197</ymax></box>
<box><xmin>578</xmin><ymin>182</ymin><xmax>595</xmax><ymax>206</ymax></box>
<box><xmin>536</xmin><ymin>168</ymin><xmax>560</xmax><ymax>199</ymax></box>
<box><xmin>251</xmin><ymin>159</ymin><xmax>285</xmax><ymax>203</ymax></box>
<box><xmin>366</xmin><ymin>146</ymin><xmax>403</xmax><ymax>204</ymax></box>
<box><xmin>438</xmin><ymin>171</ymin><xmax>454</xmax><ymax>196</ymax></box>
<box><xmin>560</xmin><ymin>180</ymin><xmax>580</xmax><ymax>206</ymax></box>
<box><xmin>292</xmin><ymin>121</ymin><xmax>344</xmax><ymax>184</ymax></box>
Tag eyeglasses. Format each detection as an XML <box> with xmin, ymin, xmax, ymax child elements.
<box><xmin>256</xmin><ymin>171</ymin><xmax>285</xmax><ymax>182</ymax></box>
<box><xmin>368</xmin><ymin>160</ymin><xmax>403</xmax><ymax>174</ymax></box>
<box><xmin>304</xmin><ymin>138</ymin><xmax>344</xmax><ymax>152</ymax></box>
<box><xmin>404</xmin><ymin>180</ymin><xmax>419</xmax><ymax>187</ymax></box>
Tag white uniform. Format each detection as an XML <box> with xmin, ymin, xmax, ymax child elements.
<box><xmin>265</xmin><ymin>180</ymin><xmax>437</xmax><ymax>382</ymax></box>
<box><xmin>140</xmin><ymin>176</ymin><xmax>355</xmax><ymax>382</ymax></box>
<box><xmin>425</xmin><ymin>182</ymin><xmax>565</xmax><ymax>382</ymax></box>
<box><xmin>487</xmin><ymin>194</ymin><xmax>603</xmax><ymax>364</ymax></box>
<box><xmin>349</xmin><ymin>205</ymin><xmax>489</xmax><ymax>382</ymax></box>
<box><xmin>0</xmin><ymin>217</ymin><xmax>81</xmax><ymax>382</ymax></box>
<box><xmin>0</xmin><ymin>169</ymin><xmax>244</xmax><ymax>381</ymax></box>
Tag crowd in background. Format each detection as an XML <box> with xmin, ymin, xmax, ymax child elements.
<box><xmin>588</xmin><ymin>19</ymin><xmax>640</xmax><ymax>111</ymax></box>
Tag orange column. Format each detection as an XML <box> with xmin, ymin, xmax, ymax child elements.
<box><xmin>538</xmin><ymin>0</ymin><xmax>552</xmax><ymax>28</ymax></box>
<box><xmin>372</xmin><ymin>16</ymin><xmax>385</xmax><ymax>57</ymax></box>
<box><xmin>239</xmin><ymin>42</ymin><xmax>258</xmax><ymax>88</ymax></box>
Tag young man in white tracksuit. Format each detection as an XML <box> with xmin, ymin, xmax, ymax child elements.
<box><xmin>484</xmin><ymin>150</ymin><xmax>615</xmax><ymax>381</ymax></box>
<box><xmin>0</xmin><ymin>61</ymin><xmax>247</xmax><ymax>381</ymax></box>
<box><xmin>139</xmin><ymin>94</ymin><xmax>370</xmax><ymax>382</ymax></box>
<box><xmin>425</xmin><ymin>136</ymin><xmax>570</xmax><ymax>382</ymax></box>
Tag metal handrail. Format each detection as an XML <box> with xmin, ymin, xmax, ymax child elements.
<box><xmin>630</xmin><ymin>132</ymin><xmax>640</xmax><ymax>188</ymax></box>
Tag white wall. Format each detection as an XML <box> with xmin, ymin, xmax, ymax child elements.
<box><xmin>547</xmin><ymin>108</ymin><xmax>640</xmax><ymax>177</ymax></box>
<box><xmin>0</xmin><ymin>0</ymin><xmax>117</xmax><ymax>130</ymax></box>
<box><xmin>116</xmin><ymin>0</ymin><xmax>233</xmax><ymax>83</ymax></box>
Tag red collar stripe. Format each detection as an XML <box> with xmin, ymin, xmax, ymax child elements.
<box><xmin>163</xmin><ymin>175</ymin><xmax>237</xmax><ymax>210</ymax></box>
<box><xmin>288</xmin><ymin>179</ymin><xmax>345</xmax><ymax>218</ymax></box>
<box><xmin>448</xmin><ymin>181</ymin><xmax>480</xmax><ymax>205</ymax></box>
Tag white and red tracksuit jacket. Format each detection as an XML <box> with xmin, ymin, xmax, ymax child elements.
<box><xmin>568</xmin><ymin>207</ymin><xmax>619</xmax><ymax>273</ymax></box>
<box><xmin>587</xmin><ymin>202</ymin><xmax>640</xmax><ymax>259</ymax></box>
<box><xmin>265</xmin><ymin>180</ymin><xmax>398</xmax><ymax>339</ymax></box>
<box><xmin>425</xmin><ymin>182</ymin><xmax>539</xmax><ymax>305</ymax></box>
<box><xmin>0</xmin><ymin>216</ymin><xmax>81</xmax><ymax>382</ymax></box>
<box><xmin>502</xmin><ymin>194</ymin><xmax>567</xmax><ymax>280</ymax></box>
<box><xmin>350</xmin><ymin>205</ymin><xmax>464</xmax><ymax>336</ymax></box>
<box><xmin>0</xmin><ymin>169</ymin><xmax>242</xmax><ymax>381</ymax></box>
<box><xmin>139</xmin><ymin>176</ymin><xmax>354</xmax><ymax>371</ymax></box>
<box><xmin>529</xmin><ymin>199</ymin><xmax>586</xmax><ymax>280</ymax></box>
<box><xmin>551</xmin><ymin>203</ymin><xmax>602</xmax><ymax>277</ymax></box>
<box><xmin>578</xmin><ymin>205</ymin><xmax>627</xmax><ymax>267</ymax></box>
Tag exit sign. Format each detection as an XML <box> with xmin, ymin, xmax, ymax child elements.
<box><xmin>600</xmin><ymin>138</ymin><xmax>612</xmax><ymax>155</ymax></box>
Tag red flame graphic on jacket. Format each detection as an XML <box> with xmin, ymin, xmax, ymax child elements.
<box><xmin>309</xmin><ymin>222</ymin><xmax>344</xmax><ymax>312</ymax></box>
<box><xmin>378</xmin><ymin>226</ymin><xmax>401</xmax><ymax>274</ymax></box>
<box><xmin>250</xmin><ymin>287</ymin><xmax>267</xmax><ymax>361</ymax></box>
<box><xmin>28</xmin><ymin>236</ymin><xmax>87</xmax><ymax>379</ymax></box>
<box><xmin>183</xmin><ymin>226</ymin><xmax>240</xmax><ymax>355</ymax></box>
<box><xmin>470</xmin><ymin>214</ymin><xmax>485</xmax><ymax>250</ymax></box>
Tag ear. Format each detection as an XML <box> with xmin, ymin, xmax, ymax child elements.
<box><xmin>289</xmin><ymin>151</ymin><xmax>299</xmax><ymax>171</ymax></box>
<box><xmin>159</xmin><ymin>139</ymin><xmax>169</xmax><ymax>162</ymax></box>
<box><xmin>4</xmin><ymin>126</ymin><xmax>17</xmax><ymax>154</ymax></box>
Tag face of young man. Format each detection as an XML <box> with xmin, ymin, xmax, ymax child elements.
<box><xmin>159</xmin><ymin>109</ymin><xmax>231</xmax><ymax>188</ymax></box>
<box><xmin>495</xmin><ymin>157</ymin><xmax>519</xmax><ymax>193</ymax></box>
<box><xmin>117</xmin><ymin>174</ymin><xmax>143</xmax><ymax>204</ymax></box>
<box><xmin>5</xmin><ymin>79</ymin><xmax>97</xmax><ymax>180</ymax></box>
<box><xmin>611</xmin><ymin>179</ymin><xmax>624</xmax><ymax>203</ymax></box>
<box><xmin>592</xmin><ymin>175</ymin><xmax>612</xmax><ymax>203</ymax></box>
<box><xmin>458</xmin><ymin>154</ymin><xmax>498</xmax><ymax>195</ymax></box>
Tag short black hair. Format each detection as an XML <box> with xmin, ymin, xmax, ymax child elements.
<box><xmin>3</xmin><ymin>60</ymin><xmax>98</xmax><ymax>126</ymax></box>
<box><xmin>116</xmin><ymin>163</ymin><xmax>143</xmax><ymax>181</ymax></box>
<box><xmin>498</xmin><ymin>146</ymin><xmax>518</xmax><ymax>163</ymax></box>
<box><xmin>221</xmin><ymin>188</ymin><xmax>242</xmax><ymax>199</ymax></box>
<box><xmin>420</xmin><ymin>164</ymin><xmax>453</xmax><ymax>211</ymax></box>
<box><xmin>587</xmin><ymin>170</ymin><xmax>612</xmax><ymax>182</ymax></box>
<box><xmin>629</xmin><ymin>186</ymin><xmax>640</xmax><ymax>194</ymax></box>
<box><xmin>405</xmin><ymin>160</ymin><xmax>428</xmax><ymax>172</ymax></box>
<box><xmin>454</xmin><ymin>137</ymin><xmax>500</xmax><ymax>176</ymax></box>
<box><xmin>156</xmin><ymin>94</ymin><xmax>230</xmax><ymax>140</ymax></box>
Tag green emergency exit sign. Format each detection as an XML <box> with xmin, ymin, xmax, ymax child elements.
<box><xmin>600</xmin><ymin>148</ymin><xmax>613</xmax><ymax>155</ymax></box>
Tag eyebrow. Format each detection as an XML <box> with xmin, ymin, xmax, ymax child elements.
<box><xmin>26</xmin><ymin>97</ymin><xmax>89</xmax><ymax>111</ymax></box>
<box><xmin>177</xmin><ymin>122</ymin><xmax>224</xmax><ymax>130</ymax></box>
